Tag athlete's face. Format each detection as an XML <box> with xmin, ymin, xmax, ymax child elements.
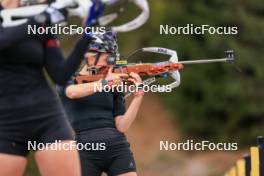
<box><xmin>85</xmin><ymin>52</ymin><xmax>109</xmax><ymax>67</ymax></box>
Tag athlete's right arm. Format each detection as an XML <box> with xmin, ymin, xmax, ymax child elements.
<box><xmin>65</xmin><ymin>70</ymin><xmax>128</xmax><ymax>99</ymax></box>
<box><xmin>65</xmin><ymin>81</ymin><xmax>103</xmax><ymax>99</ymax></box>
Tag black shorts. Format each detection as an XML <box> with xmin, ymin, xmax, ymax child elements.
<box><xmin>0</xmin><ymin>109</ymin><xmax>74</xmax><ymax>156</ymax></box>
<box><xmin>76</xmin><ymin>128</ymin><xmax>137</xmax><ymax>176</ymax></box>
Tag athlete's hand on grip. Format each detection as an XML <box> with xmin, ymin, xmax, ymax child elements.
<box><xmin>105</xmin><ymin>67</ymin><xmax>129</xmax><ymax>86</ymax></box>
<box><xmin>127</xmin><ymin>72</ymin><xmax>143</xmax><ymax>85</ymax></box>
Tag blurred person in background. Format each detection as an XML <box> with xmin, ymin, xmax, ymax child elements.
<box><xmin>0</xmin><ymin>0</ymin><xmax>94</xmax><ymax>175</ymax></box>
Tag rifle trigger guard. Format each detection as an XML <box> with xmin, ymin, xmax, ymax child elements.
<box><xmin>124</xmin><ymin>77</ymin><xmax>156</xmax><ymax>99</ymax></box>
<box><xmin>143</xmin><ymin>77</ymin><xmax>156</xmax><ymax>86</ymax></box>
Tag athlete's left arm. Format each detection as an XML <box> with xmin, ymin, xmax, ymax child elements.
<box><xmin>115</xmin><ymin>72</ymin><xmax>144</xmax><ymax>133</ymax></box>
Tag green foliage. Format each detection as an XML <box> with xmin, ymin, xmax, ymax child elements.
<box><xmin>24</xmin><ymin>152</ymin><xmax>40</xmax><ymax>176</ymax></box>
<box><xmin>118</xmin><ymin>0</ymin><xmax>264</xmax><ymax>145</ymax></box>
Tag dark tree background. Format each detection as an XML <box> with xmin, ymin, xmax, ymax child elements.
<box><xmin>116</xmin><ymin>0</ymin><xmax>264</xmax><ymax>145</ymax></box>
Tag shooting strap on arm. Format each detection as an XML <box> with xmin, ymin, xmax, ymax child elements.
<box><xmin>134</xmin><ymin>89</ymin><xmax>144</xmax><ymax>97</ymax></box>
<box><xmin>133</xmin><ymin>83</ymin><xmax>144</xmax><ymax>97</ymax></box>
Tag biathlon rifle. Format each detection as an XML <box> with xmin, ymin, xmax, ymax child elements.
<box><xmin>75</xmin><ymin>47</ymin><xmax>235</xmax><ymax>92</ymax></box>
<box><xmin>0</xmin><ymin>0</ymin><xmax>149</xmax><ymax>32</ymax></box>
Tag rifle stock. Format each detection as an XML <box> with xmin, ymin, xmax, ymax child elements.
<box><xmin>75</xmin><ymin>63</ymin><xmax>184</xmax><ymax>84</ymax></box>
<box><xmin>75</xmin><ymin>75</ymin><xmax>105</xmax><ymax>83</ymax></box>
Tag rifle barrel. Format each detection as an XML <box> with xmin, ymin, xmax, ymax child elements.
<box><xmin>179</xmin><ymin>58</ymin><xmax>233</xmax><ymax>65</ymax></box>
